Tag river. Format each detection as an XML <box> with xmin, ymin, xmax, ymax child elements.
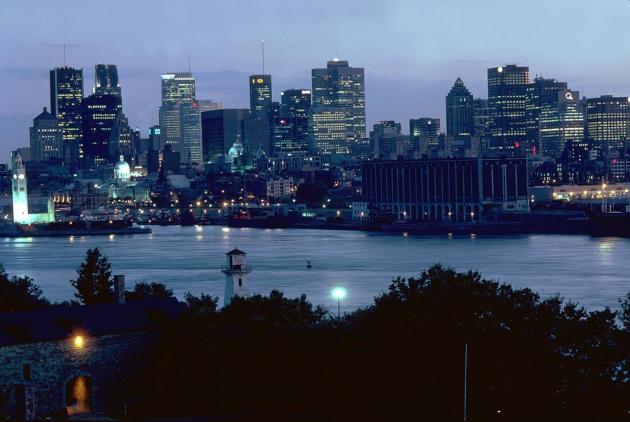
<box><xmin>1</xmin><ymin>225</ymin><xmax>629</xmax><ymax>312</ymax></box>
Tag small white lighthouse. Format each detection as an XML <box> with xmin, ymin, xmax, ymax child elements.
<box><xmin>221</xmin><ymin>248</ymin><xmax>252</xmax><ymax>306</ymax></box>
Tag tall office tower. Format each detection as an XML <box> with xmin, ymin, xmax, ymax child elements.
<box><xmin>161</xmin><ymin>72</ymin><xmax>195</xmax><ymax>105</ymax></box>
<box><xmin>94</xmin><ymin>64</ymin><xmax>121</xmax><ymax>97</ymax></box>
<box><xmin>445</xmin><ymin>78</ymin><xmax>474</xmax><ymax>139</ymax></box>
<box><xmin>148</xmin><ymin>126</ymin><xmax>162</xmax><ymax>151</ymax></box>
<box><xmin>201</xmin><ymin>109</ymin><xmax>248</xmax><ymax>162</ymax></box>
<box><xmin>473</xmin><ymin>98</ymin><xmax>491</xmax><ymax>137</ymax></box>
<box><xmin>179</xmin><ymin>101</ymin><xmax>202</xmax><ymax>165</ymax></box>
<box><xmin>109</xmin><ymin>111</ymin><xmax>134</xmax><ymax>160</ymax></box>
<box><xmin>539</xmin><ymin>89</ymin><xmax>584</xmax><ymax>159</ymax></box>
<box><xmin>370</xmin><ymin>121</ymin><xmax>406</xmax><ymax>159</ymax></box>
<box><xmin>29</xmin><ymin>107</ymin><xmax>63</xmax><ymax>162</ymax></box>
<box><xmin>487</xmin><ymin>65</ymin><xmax>530</xmax><ymax>151</ymax></box>
<box><xmin>50</xmin><ymin>67</ymin><xmax>84</xmax><ymax>168</ymax></box>
<box><xmin>309</xmin><ymin>106</ymin><xmax>351</xmax><ymax>157</ymax></box>
<box><xmin>81</xmin><ymin>94</ymin><xmax>122</xmax><ymax>167</ymax></box>
<box><xmin>586</xmin><ymin>95</ymin><xmax>630</xmax><ymax>155</ymax></box>
<box><xmin>273</xmin><ymin>89</ymin><xmax>312</xmax><ymax>155</ymax></box>
<box><xmin>312</xmin><ymin>59</ymin><xmax>366</xmax><ymax>147</ymax></box>
<box><xmin>525</xmin><ymin>77</ymin><xmax>568</xmax><ymax>150</ymax></box>
<box><xmin>249</xmin><ymin>75</ymin><xmax>272</xmax><ymax>118</ymax></box>
<box><xmin>159</xmin><ymin>72</ymin><xmax>200</xmax><ymax>165</ymax></box>
<box><xmin>410</xmin><ymin>118</ymin><xmax>440</xmax><ymax>147</ymax></box>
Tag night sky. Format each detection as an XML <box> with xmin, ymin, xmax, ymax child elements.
<box><xmin>2</xmin><ymin>0</ymin><xmax>630</xmax><ymax>159</ymax></box>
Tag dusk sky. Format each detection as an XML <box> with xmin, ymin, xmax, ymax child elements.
<box><xmin>2</xmin><ymin>0</ymin><xmax>630</xmax><ymax>159</ymax></box>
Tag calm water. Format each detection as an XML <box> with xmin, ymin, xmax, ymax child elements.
<box><xmin>1</xmin><ymin>226</ymin><xmax>629</xmax><ymax>312</ymax></box>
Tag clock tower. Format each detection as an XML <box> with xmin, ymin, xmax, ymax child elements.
<box><xmin>11</xmin><ymin>154</ymin><xmax>29</xmax><ymax>224</ymax></box>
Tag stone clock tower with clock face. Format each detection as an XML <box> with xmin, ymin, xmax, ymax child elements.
<box><xmin>221</xmin><ymin>248</ymin><xmax>252</xmax><ymax>306</ymax></box>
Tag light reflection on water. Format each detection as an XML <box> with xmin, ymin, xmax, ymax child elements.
<box><xmin>1</xmin><ymin>226</ymin><xmax>630</xmax><ymax>312</ymax></box>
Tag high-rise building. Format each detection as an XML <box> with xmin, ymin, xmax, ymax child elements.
<box><xmin>179</xmin><ymin>101</ymin><xmax>202</xmax><ymax>165</ymax></box>
<box><xmin>311</xmin><ymin>59</ymin><xmax>365</xmax><ymax>150</ymax></box>
<box><xmin>161</xmin><ymin>72</ymin><xmax>195</xmax><ymax>105</ymax></box>
<box><xmin>201</xmin><ymin>109</ymin><xmax>248</xmax><ymax>162</ymax></box>
<box><xmin>410</xmin><ymin>118</ymin><xmax>440</xmax><ymax>147</ymax></box>
<box><xmin>94</xmin><ymin>64</ymin><xmax>121</xmax><ymax>97</ymax></box>
<box><xmin>198</xmin><ymin>99</ymin><xmax>223</xmax><ymax>113</ymax></box>
<box><xmin>81</xmin><ymin>94</ymin><xmax>122</xmax><ymax>167</ymax></box>
<box><xmin>586</xmin><ymin>95</ymin><xmax>630</xmax><ymax>154</ymax></box>
<box><xmin>29</xmin><ymin>107</ymin><xmax>63</xmax><ymax>162</ymax></box>
<box><xmin>50</xmin><ymin>67</ymin><xmax>84</xmax><ymax>168</ymax></box>
<box><xmin>539</xmin><ymin>89</ymin><xmax>584</xmax><ymax>159</ymax></box>
<box><xmin>370</xmin><ymin>121</ymin><xmax>408</xmax><ymax>159</ymax></box>
<box><xmin>159</xmin><ymin>72</ymin><xmax>200</xmax><ymax>165</ymax></box>
<box><xmin>446</xmin><ymin>78</ymin><xmax>474</xmax><ymax>139</ymax></box>
<box><xmin>525</xmin><ymin>77</ymin><xmax>568</xmax><ymax>150</ymax></box>
<box><xmin>109</xmin><ymin>111</ymin><xmax>134</xmax><ymax>160</ymax></box>
<box><xmin>273</xmin><ymin>89</ymin><xmax>312</xmax><ymax>155</ymax></box>
<box><xmin>473</xmin><ymin>98</ymin><xmax>491</xmax><ymax>137</ymax></box>
<box><xmin>309</xmin><ymin>106</ymin><xmax>351</xmax><ymax>158</ymax></box>
<box><xmin>249</xmin><ymin>75</ymin><xmax>272</xmax><ymax>119</ymax></box>
<box><xmin>487</xmin><ymin>65</ymin><xmax>530</xmax><ymax>151</ymax></box>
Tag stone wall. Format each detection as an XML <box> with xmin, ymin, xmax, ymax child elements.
<box><xmin>0</xmin><ymin>332</ymin><xmax>150</xmax><ymax>419</ymax></box>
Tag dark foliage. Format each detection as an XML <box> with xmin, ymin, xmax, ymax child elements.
<box><xmin>0</xmin><ymin>264</ymin><xmax>49</xmax><ymax>312</ymax></box>
<box><xmin>70</xmin><ymin>248</ymin><xmax>114</xmax><ymax>305</ymax></box>
<box><xmin>126</xmin><ymin>282</ymin><xmax>173</xmax><ymax>302</ymax></box>
<box><xmin>130</xmin><ymin>265</ymin><xmax>630</xmax><ymax>421</ymax></box>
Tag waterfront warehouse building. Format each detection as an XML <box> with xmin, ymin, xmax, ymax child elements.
<box><xmin>361</xmin><ymin>156</ymin><xmax>529</xmax><ymax>222</ymax></box>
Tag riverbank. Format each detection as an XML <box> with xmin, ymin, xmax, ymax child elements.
<box><xmin>0</xmin><ymin>224</ymin><xmax>152</xmax><ymax>238</ymax></box>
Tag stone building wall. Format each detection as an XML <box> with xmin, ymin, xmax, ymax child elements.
<box><xmin>0</xmin><ymin>332</ymin><xmax>149</xmax><ymax>419</ymax></box>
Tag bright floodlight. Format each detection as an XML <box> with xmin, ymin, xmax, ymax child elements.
<box><xmin>331</xmin><ymin>287</ymin><xmax>347</xmax><ymax>300</ymax></box>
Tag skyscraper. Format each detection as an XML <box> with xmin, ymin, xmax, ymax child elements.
<box><xmin>29</xmin><ymin>107</ymin><xmax>63</xmax><ymax>163</ymax></box>
<box><xmin>159</xmin><ymin>72</ymin><xmax>201</xmax><ymax>165</ymax></box>
<box><xmin>309</xmin><ymin>106</ymin><xmax>351</xmax><ymax>158</ymax></box>
<box><xmin>410</xmin><ymin>118</ymin><xmax>440</xmax><ymax>147</ymax></box>
<box><xmin>525</xmin><ymin>77</ymin><xmax>568</xmax><ymax>150</ymax></box>
<box><xmin>487</xmin><ymin>65</ymin><xmax>530</xmax><ymax>151</ymax></box>
<box><xmin>273</xmin><ymin>89</ymin><xmax>312</xmax><ymax>155</ymax></box>
<box><xmin>311</xmin><ymin>59</ymin><xmax>365</xmax><ymax>151</ymax></box>
<box><xmin>94</xmin><ymin>64</ymin><xmax>121</xmax><ymax>97</ymax></box>
<box><xmin>586</xmin><ymin>95</ymin><xmax>630</xmax><ymax>154</ymax></box>
<box><xmin>539</xmin><ymin>89</ymin><xmax>584</xmax><ymax>158</ymax></box>
<box><xmin>473</xmin><ymin>98</ymin><xmax>491</xmax><ymax>137</ymax></box>
<box><xmin>50</xmin><ymin>66</ymin><xmax>84</xmax><ymax>168</ymax></box>
<box><xmin>201</xmin><ymin>109</ymin><xmax>248</xmax><ymax>162</ymax></box>
<box><xmin>81</xmin><ymin>94</ymin><xmax>122</xmax><ymax>167</ymax></box>
<box><xmin>249</xmin><ymin>75</ymin><xmax>272</xmax><ymax>119</ymax></box>
<box><xmin>445</xmin><ymin>78</ymin><xmax>474</xmax><ymax>139</ymax></box>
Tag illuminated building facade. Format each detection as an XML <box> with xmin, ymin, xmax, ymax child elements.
<box><xmin>525</xmin><ymin>77</ymin><xmax>568</xmax><ymax>150</ymax></box>
<box><xmin>94</xmin><ymin>64</ymin><xmax>121</xmax><ymax>97</ymax></box>
<box><xmin>201</xmin><ymin>109</ymin><xmax>248</xmax><ymax>161</ymax></box>
<box><xmin>50</xmin><ymin>67</ymin><xmax>84</xmax><ymax>168</ymax></box>
<box><xmin>11</xmin><ymin>154</ymin><xmax>55</xmax><ymax>224</ymax></box>
<box><xmin>273</xmin><ymin>89</ymin><xmax>312</xmax><ymax>155</ymax></box>
<box><xmin>539</xmin><ymin>89</ymin><xmax>584</xmax><ymax>159</ymax></box>
<box><xmin>487</xmin><ymin>65</ymin><xmax>530</xmax><ymax>151</ymax></box>
<box><xmin>446</xmin><ymin>78</ymin><xmax>474</xmax><ymax>139</ymax></box>
<box><xmin>586</xmin><ymin>95</ymin><xmax>630</xmax><ymax>153</ymax></box>
<box><xmin>312</xmin><ymin>59</ymin><xmax>365</xmax><ymax>145</ymax></box>
<box><xmin>249</xmin><ymin>75</ymin><xmax>272</xmax><ymax>119</ymax></box>
<box><xmin>362</xmin><ymin>156</ymin><xmax>529</xmax><ymax>222</ymax></box>
<box><xmin>309</xmin><ymin>106</ymin><xmax>351</xmax><ymax>158</ymax></box>
<box><xmin>81</xmin><ymin>94</ymin><xmax>122</xmax><ymax>167</ymax></box>
<box><xmin>410</xmin><ymin>118</ymin><xmax>440</xmax><ymax>147</ymax></box>
<box><xmin>29</xmin><ymin>107</ymin><xmax>63</xmax><ymax>162</ymax></box>
<box><xmin>159</xmin><ymin>73</ymin><xmax>200</xmax><ymax>165</ymax></box>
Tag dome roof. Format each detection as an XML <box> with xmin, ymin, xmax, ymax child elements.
<box><xmin>114</xmin><ymin>155</ymin><xmax>130</xmax><ymax>181</ymax></box>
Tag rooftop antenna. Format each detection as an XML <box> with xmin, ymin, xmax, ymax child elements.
<box><xmin>45</xmin><ymin>44</ymin><xmax>78</xmax><ymax>67</ymax></box>
<box><xmin>188</xmin><ymin>54</ymin><xmax>191</xmax><ymax>73</ymax></box>
<box><xmin>261</xmin><ymin>40</ymin><xmax>265</xmax><ymax>75</ymax></box>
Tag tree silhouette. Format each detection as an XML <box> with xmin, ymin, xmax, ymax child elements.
<box><xmin>70</xmin><ymin>248</ymin><xmax>114</xmax><ymax>305</ymax></box>
<box><xmin>0</xmin><ymin>264</ymin><xmax>49</xmax><ymax>312</ymax></box>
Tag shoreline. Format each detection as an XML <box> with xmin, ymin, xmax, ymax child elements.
<box><xmin>0</xmin><ymin>225</ymin><xmax>152</xmax><ymax>238</ymax></box>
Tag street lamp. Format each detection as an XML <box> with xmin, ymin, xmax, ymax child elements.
<box><xmin>331</xmin><ymin>287</ymin><xmax>347</xmax><ymax>318</ymax></box>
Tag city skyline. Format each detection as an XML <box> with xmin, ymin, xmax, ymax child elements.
<box><xmin>3</xmin><ymin>0</ymin><xmax>630</xmax><ymax>158</ymax></box>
